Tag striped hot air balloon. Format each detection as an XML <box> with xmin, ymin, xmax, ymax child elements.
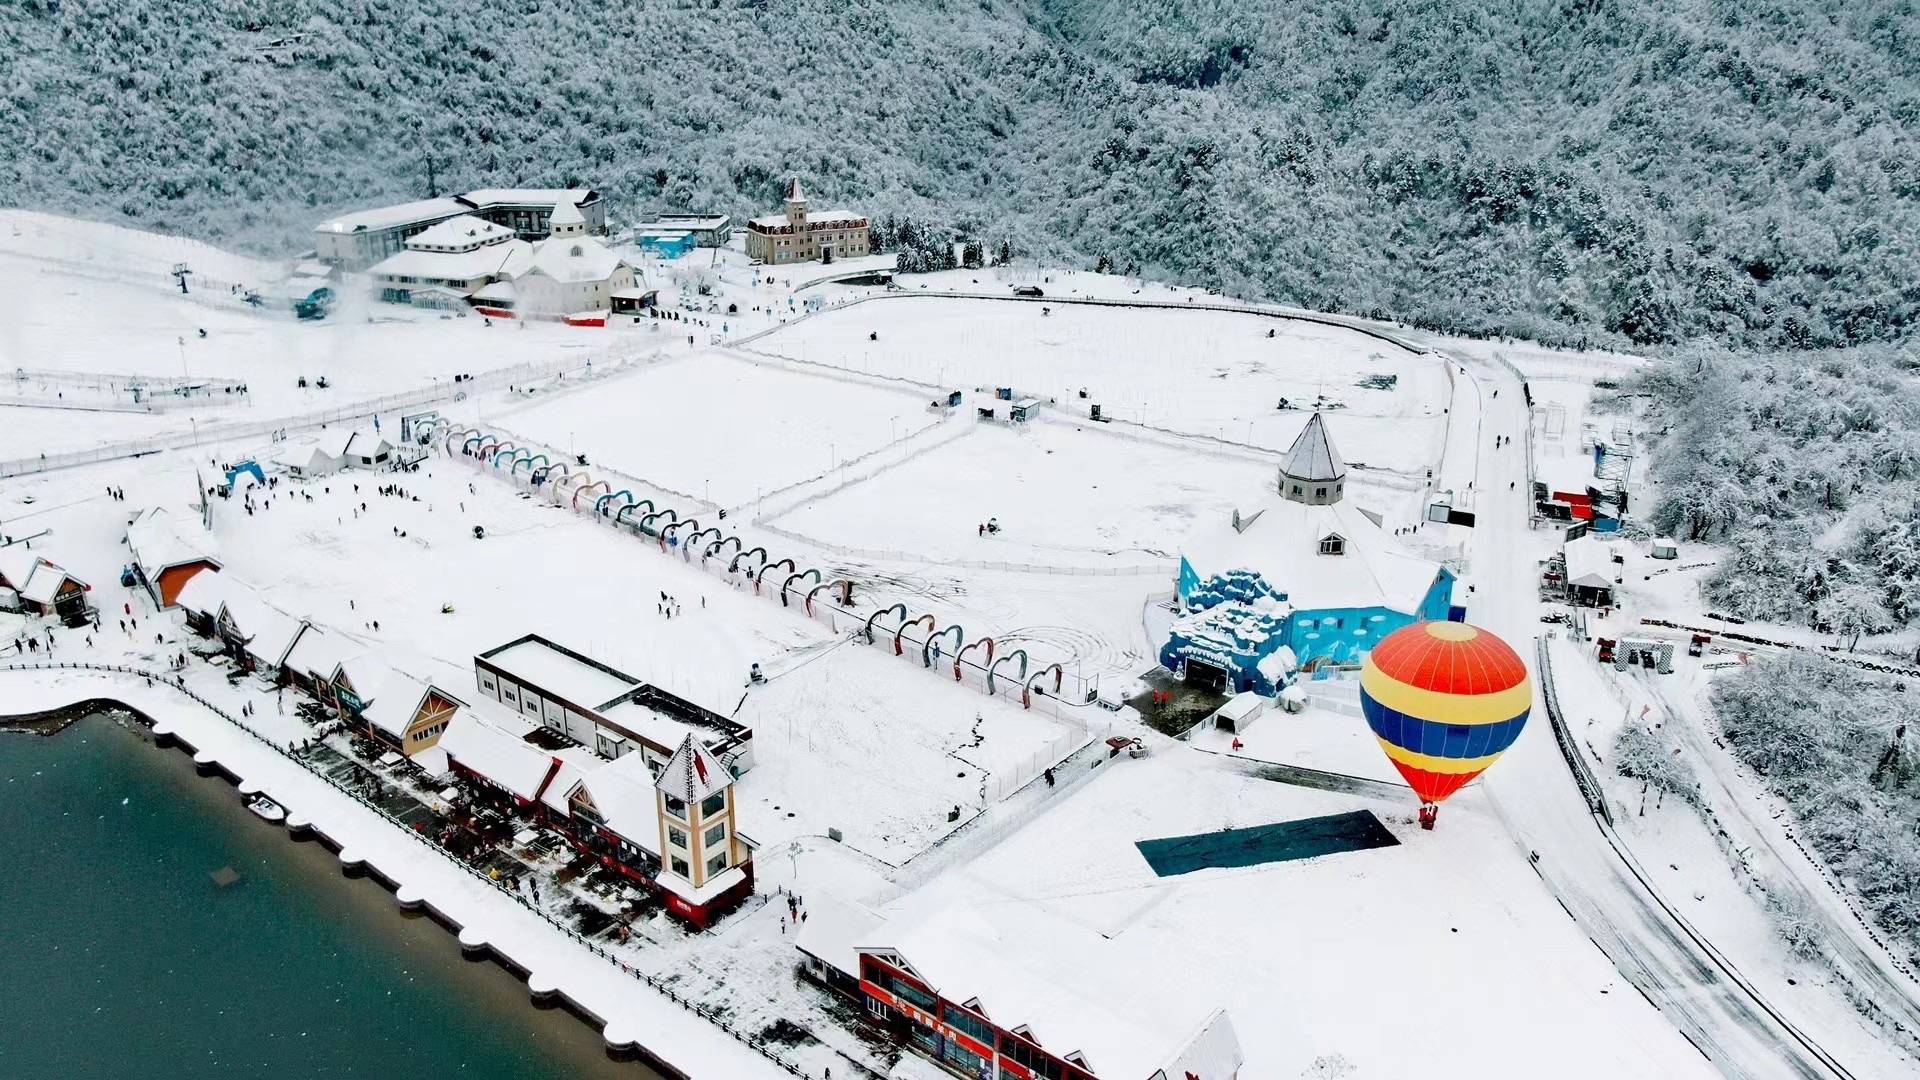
<box><xmin>1360</xmin><ymin>621</ymin><xmax>1531</xmax><ymax>816</ymax></box>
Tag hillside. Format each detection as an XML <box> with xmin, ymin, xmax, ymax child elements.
<box><xmin>4</xmin><ymin>0</ymin><xmax>1917</xmax><ymax>350</ymax></box>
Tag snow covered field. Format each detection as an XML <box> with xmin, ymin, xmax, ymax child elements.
<box><xmin>874</xmin><ymin>750</ymin><xmax>1714</xmax><ymax>1079</ymax></box>
<box><xmin>750</xmin><ymin>295</ymin><xmax>1450</xmax><ymax>474</ymax></box>
<box><xmin>499</xmin><ymin>352</ymin><xmax>937</xmax><ymax>510</ymax></box>
<box><xmin>767</xmin><ymin>418</ymin><xmax>1275</xmax><ymax>568</ymax></box>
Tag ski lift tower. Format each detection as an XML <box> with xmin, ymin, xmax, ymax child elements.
<box><xmin>171</xmin><ymin>262</ymin><xmax>192</xmax><ymax>295</ymax></box>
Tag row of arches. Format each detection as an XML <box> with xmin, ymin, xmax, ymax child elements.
<box><xmin>448</xmin><ymin>434</ymin><xmax>1069</xmax><ymax>709</ymax></box>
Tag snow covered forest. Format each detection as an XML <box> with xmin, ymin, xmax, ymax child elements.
<box><xmin>1712</xmin><ymin>655</ymin><xmax>1920</xmax><ymax>961</ymax></box>
<box><xmin>1630</xmin><ymin>346</ymin><xmax>1920</xmax><ymax>639</ymax></box>
<box><xmin>5</xmin><ymin>0</ymin><xmax>1918</xmax><ymax>351</ymax></box>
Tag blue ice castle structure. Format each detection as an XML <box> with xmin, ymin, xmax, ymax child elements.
<box><xmin>1161</xmin><ymin>412</ymin><xmax>1456</xmax><ymax>694</ymax></box>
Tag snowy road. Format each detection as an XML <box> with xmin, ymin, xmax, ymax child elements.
<box><xmin>1456</xmin><ymin>349</ymin><xmax>1855</xmax><ymax>1080</ymax></box>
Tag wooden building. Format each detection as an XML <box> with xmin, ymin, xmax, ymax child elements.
<box><xmin>126</xmin><ymin>507</ymin><xmax>221</xmax><ymax>608</ymax></box>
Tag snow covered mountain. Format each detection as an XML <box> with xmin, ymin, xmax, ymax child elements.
<box><xmin>5</xmin><ymin>0</ymin><xmax>1916</xmax><ymax>350</ymax></box>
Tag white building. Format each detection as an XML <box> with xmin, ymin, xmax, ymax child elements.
<box><xmin>504</xmin><ymin>199</ymin><xmax>639</xmax><ymax>319</ymax></box>
<box><xmin>367</xmin><ymin>215</ymin><xmax>532</xmax><ymax>306</ymax></box>
<box><xmin>315</xmin><ymin>188</ymin><xmax>606</xmax><ymax>269</ymax></box>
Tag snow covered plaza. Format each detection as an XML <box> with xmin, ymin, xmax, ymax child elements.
<box><xmin>4</xmin><ymin>203</ymin><xmax>1917</xmax><ymax>1080</ymax></box>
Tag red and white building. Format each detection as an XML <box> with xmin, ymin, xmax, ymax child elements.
<box><xmin>799</xmin><ymin>899</ymin><xmax>1243</xmax><ymax>1080</ymax></box>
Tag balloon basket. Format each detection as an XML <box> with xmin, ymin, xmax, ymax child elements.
<box><xmin>1417</xmin><ymin>804</ymin><xmax>1438</xmax><ymax>831</ymax></box>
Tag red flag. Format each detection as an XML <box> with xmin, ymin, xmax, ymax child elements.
<box><xmin>692</xmin><ymin>752</ymin><xmax>709</xmax><ymax>785</ymax></box>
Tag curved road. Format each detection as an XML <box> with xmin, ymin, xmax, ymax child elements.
<box><xmin>1452</xmin><ymin>347</ymin><xmax>1852</xmax><ymax>1080</ymax></box>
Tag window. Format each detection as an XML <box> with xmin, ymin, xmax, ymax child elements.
<box><xmin>700</xmin><ymin>792</ymin><xmax>726</xmax><ymax>818</ymax></box>
<box><xmin>866</xmin><ymin>998</ymin><xmax>895</xmax><ymax>1021</ymax></box>
<box><xmin>704</xmin><ymin>823</ymin><xmax>726</xmax><ymax>848</ymax></box>
<box><xmin>943</xmin><ymin>1003</ymin><xmax>994</xmax><ymax>1044</ymax></box>
<box><xmin>1318</xmin><ymin>534</ymin><xmax>1346</xmax><ymax>556</ymax></box>
<box><xmin>705</xmin><ymin>851</ymin><xmax>728</xmax><ymax>876</ymax></box>
<box><xmin>670</xmin><ymin>856</ymin><xmax>690</xmax><ymax>876</ymax></box>
<box><xmin>1291</xmin><ymin>484</ymin><xmax>1303</xmax><ymax>495</ymax></box>
<box><xmin>1001</xmin><ymin>1034</ymin><xmax>1065</xmax><ymax>1079</ymax></box>
<box><xmin>667</xmin><ymin>826</ymin><xmax>688</xmax><ymax>849</ymax></box>
<box><xmin>1315</xmin><ymin>486</ymin><xmax>1327</xmax><ymax>498</ymax></box>
<box><xmin>873</xmin><ymin>968</ymin><xmax>936</xmax><ymax>1011</ymax></box>
<box><xmin>663</xmin><ymin>794</ymin><xmax>686</xmax><ymax>819</ymax></box>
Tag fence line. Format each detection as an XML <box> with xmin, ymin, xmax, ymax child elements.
<box><xmin>0</xmin><ymin>659</ymin><xmax>863</xmax><ymax>1079</ymax></box>
<box><xmin>0</xmin><ymin>344</ymin><xmax>650</xmax><ymax>479</ymax></box>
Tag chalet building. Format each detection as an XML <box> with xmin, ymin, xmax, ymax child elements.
<box><xmin>174</xmin><ymin>569</ymin><xmax>238</xmax><ymax>638</ymax></box>
<box><xmin>472</xmin><ymin>634</ymin><xmax>753</xmax><ymax>775</ymax></box>
<box><xmin>126</xmin><ymin>507</ymin><xmax>221</xmax><ymax>608</ymax></box>
<box><xmin>369</xmin><ymin>199</ymin><xmax>641</xmax><ymax>320</ymax></box>
<box><xmin>281</xmin><ymin>626</ymin><xmax>365</xmax><ymax>702</ymax></box>
<box><xmin>351</xmin><ymin>665</ymin><xmax>463</xmax><ymax>757</ymax></box>
<box><xmin>744</xmin><ymin>179</ymin><xmax>869</xmax><ymax>265</ymax></box>
<box><xmin>439</xmin><ymin>711</ymin><xmax>755</xmax><ymax>929</ymax></box>
<box><xmin>0</xmin><ymin>547</ymin><xmax>91</xmax><ymax>625</ymax></box>
<box><xmin>314</xmin><ymin>188</ymin><xmax>606</xmax><ymax>269</ymax></box>
<box><xmin>367</xmin><ymin>215</ymin><xmax>528</xmax><ymax>306</ymax></box>
<box><xmin>800</xmin><ymin>900</ymin><xmax>1244</xmax><ymax>1080</ymax></box>
<box><xmin>213</xmin><ymin>587</ymin><xmax>310</xmax><ymax>678</ymax></box>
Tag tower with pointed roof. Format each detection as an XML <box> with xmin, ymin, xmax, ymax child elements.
<box><xmin>1278</xmin><ymin>411</ymin><xmax>1346</xmax><ymax>506</ymax></box>
<box><xmin>548</xmin><ymin>197</ymin><xmax>586</xmax><ymax>239</ymax></box>
<box><xmin>781</xmin><ymin>177</ymin><xmax>808</xmax><ymax>233</ymax></box>
<box><xmin>654</xmin><ymin>734</ymin><xmax>744</xmax><ymax>895</ymax></box>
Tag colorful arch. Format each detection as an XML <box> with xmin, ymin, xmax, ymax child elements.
<box><xmin>663</xmin><ymin>518</ymin><xmax>699</xmax><ymax>549</ymax></box>
<box><xmin>805</xmin><ymin>578</ymin><xmax>851</xmax><ymax>617</ymax></box>
<box><xmin>894</xmin><ymin>613</ymin><xmax>936</xmax><ymax>657</ymax></box>
<box><xmin>513</xmin><ymin>453</ymin><xmax>550</xmax><ymax>477</ymax></box>
<box><xmin>573</xmin><ymin>479</ymin><xmax>611</xmax><ymax>511</ymax></box>
<box><xmin>490</xmin><ymin>443</ymin><xmax>523</xmax><ymax>467</ymax></box>
<box><xmin>551</xmin><ymin>471</ymin><xmax>590</xmax><ymax>505</ymax></box>
<box><xmin>1022</xmin><ymin>663</ymin><xmax>1065</xmax><ymax>709</ymax></box>
<box><xmin>728</xmin><ymin>546</ymin><xmax>768</xmax><ymax>575</ymax></box>
<box><xmin>781</xmin><ymin>568</ymin><xmax>821</xmax><ymax>607</ymax></box>
<box><xmin>864</xmin><ymin>603</ymin><xmax>908</xmax><ymax>644</ymax></box>
<box><xmin>755</xmin><ymin>558</ymin><xmax>795</xmax><ymax>595</ymax></box>
<box><xmin>499</xmin><ymin>446</ymin><xmax>534</xmax><ymax>469</ymax></box>
<box><xmin>706</xmin><ymin>535</ymin><xmax>742</xmax><ymax>562</ymax></box>
<box><xmin>686</xmin><ymin>527</ymin><xmax>724</xmax><ymax>558</ymax></box>
<box><xmin>954</xmin><ymin>637</ymin><xmax>995</xmax><ymax>682</ymax></box>
<box><xmin>445</xmin><ymin>427</ymin><xmax>480</xmax><ymax>455</ymax></box>
<box><xmin>925</xmin><ymin>624</ymin><xmax>964</xmax><ymax>667</ymax></box>
<box><xmin>477</xmin><ymin>438</ymin><xmax>508</xmax><ymax>460</ymax></box>
<box><xmin>461</xmin><ymin>432</ymin><xmax>492</xmax><ymax>455</ymax></box>
<box><xmin>595</xmin><ymin>489</ymin><xmax>635</xmax><ymax>516</ymax></box>
<box><xmin>613</xmin><ymin>498</ymin><xmax>655</xmax><ymax>527</ymax></box>
<box><xmin>638</xmin><ymin>507</ymin><xmax>679</xmax><ymax>535</ymax></box>
<box><xmin>989</xmin><ymin>649</ymin><xmax>1030</xmax><ymax>695</ymax></box>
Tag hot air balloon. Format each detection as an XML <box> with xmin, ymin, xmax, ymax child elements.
<box><xmin>1360</xmin><ymin>620</ymin><xmax>1531</xmax><ymax>828</ymax></box>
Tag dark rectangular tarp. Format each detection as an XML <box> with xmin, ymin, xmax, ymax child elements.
<box><xmin>1135</xmin><ymin>810</ymin><xmax>1399</xmax><ymax>877</ymax></box>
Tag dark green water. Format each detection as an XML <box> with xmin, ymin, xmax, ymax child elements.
<box><xmin>0</xmin><ymin>715</ymin><xmax>657</xmax><ymax>1079</ymax></box>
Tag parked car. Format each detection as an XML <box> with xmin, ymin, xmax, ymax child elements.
<box><xmin>1012</xmin><ymin>285</ymin><xmax>1044</xmax><ymax>298</ymax></box>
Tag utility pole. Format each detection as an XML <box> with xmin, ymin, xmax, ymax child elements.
<box><xmin>425</xmin><ymin>152</ymin><xmax>439</xmax><ymax>198</ymax></box>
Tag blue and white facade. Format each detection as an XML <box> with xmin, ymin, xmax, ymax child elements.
<box><xmin>1164</xmin><ymin>413</ymin><xmax>1456</xmax><ymax>689</ymax></box>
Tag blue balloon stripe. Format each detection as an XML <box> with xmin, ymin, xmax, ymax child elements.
<box><xmin>1362</xmin><ymin>700</ymin><xmax>1527</xmax><ymax>761</ymax></box>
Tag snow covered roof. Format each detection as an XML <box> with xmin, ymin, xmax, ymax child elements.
<box><xmin>219</xmin><ymin>586</ymin><xmax>308</xmax><ymax>668</ymax></box>
<box><xmin>655</xmin><ymin>734</ymin><xmax>732</xmax><ymax>805</ymax></box>
<box><xmin>315</xmin><ymin>197</ymin><xmax>466</xmax><ymax>235</ymax></box>
<box><xmin>368</xmin><ymin>237</ymin><xmax>531</xmax><ymax>282</ymax></box>
<box><xmin>1563</xmin><ymin>536</ymin><xmax>1618</xmax><ymax>589</ymax></box>
<box><xmin>126</xmin><ymin>507</ymin><xmax>220</xmax><ymax>575</ymax></box>
<box><xmin>549</xmin><ymin>198</ymin><xmax>584</xmax><ymax>228</ymax></box>
<box><xmin>0</xmin><ymin>547</ymin><xmax>83</xmax><ymax>605</ymax></box>
<box><xmin>1183</xmin><ymin>498</ymin><xmax>1443</xmax><ymax>614</ymax></box>
<box><xmin>457</xmin><ymin>188</ymin><xmax>595</xmax><ymax>210</ymax></box>
<box><xmin>1281</xmin><ymin>411</ymin><xmax>1346</xmax><ymax>484</ymax></box>
<box><xmin>271</xmin><ymin>440</ymin><xmax>337</xmax><ymax>470</ymax></box>
<box><xmin>747</xmin><ymin>209</ymin><xmax>867</xmax><ymax>229</ymax></box>
<box><xmin>795</xmin><ymin>893</ymin><xmax>882</xmax><ymax>979</ymax></box>
<box><xmin>479</xmin><ymin>636</ymin><xmax>640</xmax><ymax>710</ymax></box>
<box><xmin>360</xmin><ymin>665</ymin><xmax>435</xmax><ymax>740</ymax></box>
<box><xmin>580</xmin><ymin>753</ymin><xmax>661</xmax><ymax>855</ymax></box>
<box><xmin>406</xmin><ymin>214</ymin><xmax>515</xmax><ymax>252</ymax></box>
<box><xmin>646</xmin><ymin>214</ymin><xmax>729</xmax><ymax>230</ymax></box>
<box><xmin>516</xmin><ymin>234</ymin><xmax>628</xmax><ymax>284</ymax></box>
<box><xmin>539</xmin><ymin>747</ymin><xmax>604</xmax><ymax>817</ymax></box>
<box><xmin>172</xmin><ymin>568</ymin><xmax>234</xmax><ymax>618</ymax></box>
<box><xmin>440</xmin><ymin>705</ymin><xmax>557</xmax><ymax>802</ymax></box>
<box><xmin>284</xmin><ymin>626</ymin><xmax>364</xmax><ymax>681</ymax></box>
<box><xmin>863</xmin><ymin>903</ymin><xmax>1239</xmax><ymax>1079</ymax></box>
<box><xmin>598</xmin><ymin>697</ymin><xmax>712</xmax><ymax>755</ymax></box>
<box><xmin>471</xmin><ymin>279</ymin><xmax>518</xmax><ymax>302</ymax></box>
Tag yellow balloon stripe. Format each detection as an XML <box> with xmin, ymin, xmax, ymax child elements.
<box><xmin>1359</xmin><ymin>666</ymin><xmax>1532</xmax><ymax>726</ymax></box>
<box><xmin>1375</xmin><ymin>737</ymin><xmax>1507</xmax><ymax>776</ymax></box>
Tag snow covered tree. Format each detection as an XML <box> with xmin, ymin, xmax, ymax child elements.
<box><xmin>1610</xmin><ymin>725</ymin><xmax>1696</xmax><ymax>814</ymax></box>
